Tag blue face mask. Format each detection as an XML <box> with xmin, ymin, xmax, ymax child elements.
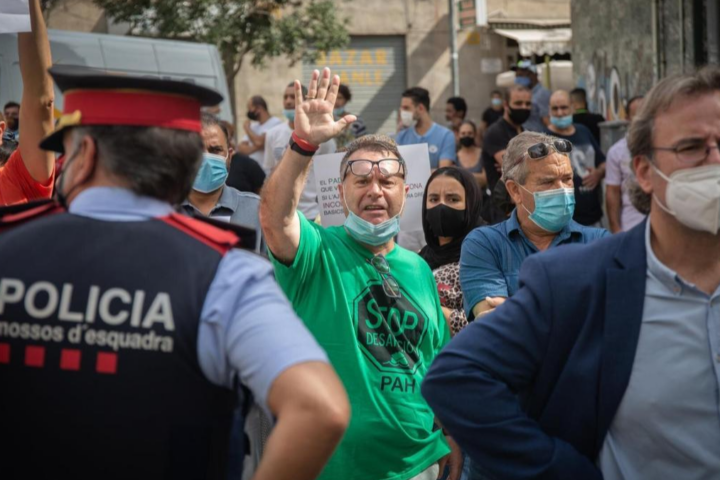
<box><xmin>193</xmin><ymin>152</ymin><xmax>228</xmax><ymax>193</ymax></box>
<box><xmin>520</xmin><ymin>186</ymin><xmax>575</xmax><ymax>232</ymax></box>
<box><xmin>551</xmin><ymin>114</ymin><xmax>574</xmax><ymax>129</ymax></box>
<box><xmin>333</xmin><ymin>107</ymin><xmax>345</xmax><ymax>118</ymax></box>
<box><xmin>491</xmin><ymin>98</ymin><xmax>503</xmax><ymax>108</ymax></box>
<box><xmin>283</xmin><ymin>109</ymin><xmax>296</xmax><ymax>122</ymax></box>
<box><xmin>343</xmin><ymin>193</ymin><xmax>405</xmax><ymax>246</ymax></box>
<box><xmin>514</xmin><ymin>76</ymin><xmax>531</xmax><ymax>87</ymax></box>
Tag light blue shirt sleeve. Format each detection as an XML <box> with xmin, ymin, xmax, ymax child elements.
<box><xmin>440</xmin><ymin>128</ymin><xmax>458</xmax><ymax>163</ymax></box>
<box><xmin>197</xmin><ymin>249</ymin><xmax>329</xmax><ymax>411</ymax></box>
<box><xmin>460</xmin><ymin>230</ymin><xmax>510</xmax><ymax>318</ymax></box>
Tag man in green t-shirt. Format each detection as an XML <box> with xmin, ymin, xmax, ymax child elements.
<box><xmin>259</xmin><ymin>67</ymin><xmax>461</xmax><ymax>480</ymax></box>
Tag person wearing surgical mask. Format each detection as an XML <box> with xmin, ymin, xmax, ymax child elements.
<box><xmin>422</xmin><ymin>66</ymin><xmax>720</xmax><ymax>480</ymax></box>
<box><xmin>396</xmin><ymin>86</ymin><xmax>457</xmax><ymax>171</ymax></box>
<box><xmin>460</xmin><ymin>131</ymin><xmax>609</xmax><ymax>322</ymax></box>
<box><xmin>546</xmin><ymin>89</ymin><xmax>607</xmax><ymax>227</ymax></box>
<box><xmin>260</xmin><ymin>67</ymin><xmax>459</xmax><ymax>480</ymax></box>
<box><xmin>182</xmin><ymin>113</ymin><xmax>263</xmax><ymax>252</ymax></box>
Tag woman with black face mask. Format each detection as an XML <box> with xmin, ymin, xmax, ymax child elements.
<box><xmin>419</xmin><ymin>167</ymin><xmax>484</xmax><ymax>336</ymax></box>
<box><xmin>456</xmin><ymin>121</ymin><xmax>487</xmax><ymax>188</ymax></box>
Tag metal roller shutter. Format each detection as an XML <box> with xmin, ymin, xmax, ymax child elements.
<box><xmin>303</xmin><ymin>36</ymin><xmax>406</xmax><ymax>136</ymax></box>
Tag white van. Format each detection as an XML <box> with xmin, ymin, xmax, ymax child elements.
<box><xmin>0</xmin><ymin>29</ymin><xmax>233</xmax><ymax>123</ymax></box>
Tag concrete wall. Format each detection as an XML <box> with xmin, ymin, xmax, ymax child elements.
<box><xmin>571</xmin><ymin>0</ymin><xmax>696</xmax><ymax>120</ymax></box>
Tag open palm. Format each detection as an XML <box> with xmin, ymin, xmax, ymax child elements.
<box><xmin>294</xmin><ymin>68</ymin><xmax>357</xmax><ymax>146</ymax></box>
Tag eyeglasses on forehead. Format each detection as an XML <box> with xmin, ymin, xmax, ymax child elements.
<box><xmin>526</xmin><ymin>139</ymin><xmax>573</xmax><ymax>160</ymax></box>
<box><xmin>343</xmin><ymin>158</ymin><xmax>405</xmax><ymax>179</ymax></box>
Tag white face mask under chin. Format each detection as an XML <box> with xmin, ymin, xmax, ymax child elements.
<box><xmin>652</xmin><ymin>163</ymin><xmax>720</xmax><ymax>234</ymax></box>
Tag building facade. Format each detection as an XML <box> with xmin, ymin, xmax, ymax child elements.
<box><xmin>572</xmin><ymin>0</ymin><xmax>718</xmax><ymax>120</ymax></box>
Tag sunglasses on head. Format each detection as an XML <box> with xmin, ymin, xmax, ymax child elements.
<box><xmin>526</xmin><ymin>139</ymin><xmax>573</xmax><ymax>159</ymax></box>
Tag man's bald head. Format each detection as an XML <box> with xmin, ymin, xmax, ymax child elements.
<box><xmin>550</xmin><ymin>90</ymin><xmax>571</xmax><ymax>105</ymax></box>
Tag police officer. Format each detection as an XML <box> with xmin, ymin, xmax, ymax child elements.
<box><xmin>0</xmin><ymin>67</ymin><xmax>349</xmax><ymax>480</ymax></box>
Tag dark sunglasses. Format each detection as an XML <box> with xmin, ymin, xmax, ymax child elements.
<box><xmin>343</xmin><ymin>159</ymin><xmax>405</xmax><ymax>179</ymax></box>
<box><xmin>367</xmin><ymin>255</ymin><xmax>401</xmax><ymax>299</ymax></box>
<box><xmin>527</xmin><ymin>139</ymin><xmax>573</xmax><ymax>159</ymax></box>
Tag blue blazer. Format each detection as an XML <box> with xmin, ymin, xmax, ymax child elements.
<box><xmin>422</xmin><ymin>220</ymin><xmax>648</xmax><ymax>480</ymax></box>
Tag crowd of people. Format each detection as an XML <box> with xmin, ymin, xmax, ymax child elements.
<box><xmin>2</xmin><ymin>2</ymin><xmax>720</xmax><ymax>480</ymax></box>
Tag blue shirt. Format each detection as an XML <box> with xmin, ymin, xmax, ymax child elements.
<box><xmin>460</xmin><ymin>209</ymin><xmax>609</xmax><ymax>317</ymax></box>
<box><xmin>69</xmin><ymin>187</ymin><xmax>328</xmax><ymax>411</ymax></box>
<box><xmin>523</xmin><ymin>82</ymin><xmax>551</xmax><ymax>133</ymax></box>
<box><xmin>395</xmin><ymin>122</ymin><xmax>457</xmax><ymax>169</ymax></box>
<box><xmin>598</xmin><ymin>221</ymin><xmax>720</xmax><ymax>479</ymax></box>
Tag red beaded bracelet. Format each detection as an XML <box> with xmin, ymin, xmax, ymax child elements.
<box><xmin>291</xmin><ymin>131</ymin><xmax>320</xmax><ymax>152</ymax></box>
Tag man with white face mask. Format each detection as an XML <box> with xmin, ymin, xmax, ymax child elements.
<box><xmin>182</xmin><ymin>113</ymin><xmax>263</xmax><ymax>251</ymax></box>
<box><xmin>260</xmin><ymin>67</ymin><xmax>460</xmax><ymax>480</ymax></box>
<box><xmin>396</xmin><ymin>87</ymin><xmax>456</xmax><ymax>171</ymax></box>
<box><xmin>422</xmin><ymin>67</ymin><xmax>720</xmax><ymax>480</ymax></box>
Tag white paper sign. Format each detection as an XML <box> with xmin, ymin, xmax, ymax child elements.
<box><xmin>0</xmin><ymin>0</ymin><xmax>30</xmax><ymax>34</ymax></box>
<box><xmin>313</xmin><ymin>143</ymin><xmax>432</xmax><ymax>234</ymax></box>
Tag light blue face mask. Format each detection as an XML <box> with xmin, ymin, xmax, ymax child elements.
<box><xmin>333</xmin><ymin>107</ymin><xmax>345</xmax><ymax>118</ymax></box>
<box><xmin>551</xmin><ymin>114</ymin><xmax>574</xmax><ymax>129</ymax></box>
<box><xmin>283</xmin><ymin>108</ymin><xmax>296</xmax><ymax>122</ymax></box>
<box><xmin>343</xmin><ymin>192</ymin><xmax>406</xmax><ymax>246</ymax></box>
<box><xmin>514</xmin><ymin>76</ymin><xmax>532</xmax><ymax>87</ymax></box>
<box><xmin>193</xmin><ymin>152</ymin><xmax>228</xmax><ymax>193</ymax></box>
<box><xmin>520</xmin><ymin>186</ymin><xmax>575</xmax><ymax>232</ymax></box>
<box><xmin>491</xmin><ymin>98</ymin><xmax>503</xmax><ymax>108</ymax></box>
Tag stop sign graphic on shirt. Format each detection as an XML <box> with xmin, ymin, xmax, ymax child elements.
<box><xmin>354</xmin><ymin>283</ymin><xmax>428</xmax><ymax>374</ymax></box>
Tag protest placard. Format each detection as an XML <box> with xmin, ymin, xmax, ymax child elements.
<box><xmin>0</xmin><ymin>0</ymin><xmax>30</xmax><ymax>34</ymax></box>
<box><xmin>313</xmin><ymin>143</ymin><xmax>432</xmax><ymax>234</ymax></box>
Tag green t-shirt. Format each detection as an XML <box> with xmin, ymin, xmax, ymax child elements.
<box><xmin>269</xmin><ymin>214</ymin><xmax>451</xmax><ymax>480</ymax></box>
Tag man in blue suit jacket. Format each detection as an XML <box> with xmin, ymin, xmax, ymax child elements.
<box><xmin>422</xmin><ymin>67</ymin><xmax>720</xmax><ymax>480</ymax></box>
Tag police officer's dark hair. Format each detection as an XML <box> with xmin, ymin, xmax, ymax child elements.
<box><xmin>446</xmin><ymin>96</ymin><xmax>467</xmax><ymax>116</ymax></box>
<box><xmin>250</xmin><ymin>95</ymin><xmax>268</xmax><ymax>112</ymax></box>
<box><xmin>570</xmin><ymin>88</ymin><xmax>588</xmax><ymax>106</ymax></box>
<box><xmin>402</xmin><ymin>87</ymin><xmax>431</xmax><ymax>111</ymax></box>
<box><xmin>71</xmin><ymin>125</ymin><xmax>203</xmax><ymax>205</ymax></box>
<box><xmin>0</xmin><ymin>138</ymin><xmax>18</xmax><ymax>166</ymax></box>
<box><xmin>200</xmin><ymin>112</ymin><xmax>230</xmax><ymax>144</ymax></box>
<box><xmin>338</xmin><ymin>84</ymin><xmax>352</xmax><ymax>102</ymax></box>
<box><xmin>3</xmin><ymin>101</ymin><xmax>19</xmax><ymax>111</ymax></box>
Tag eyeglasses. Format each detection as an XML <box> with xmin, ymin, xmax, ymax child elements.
<box><xmin>367</xmin><ymin>255</ymin><xmax>401</xmax><ymax>299</ymax></box>
<box><xmin>526</xmin><ymin>140</ymin><xmax>573</xmax><ymax>159</ymax></box>
<box><xmin>343</xmin><ymin>159</ymin><xmax>405</xmax><ymax>179</ymax></box>
<box><xmin>653</xmin><ymin>141</ymin><xmax>720</xmax><ymax>165</ymax></box>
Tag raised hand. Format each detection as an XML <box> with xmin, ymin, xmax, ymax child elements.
<box><xmin>293</xmin><ymin>67</ymin><xmax>357</xmax><ymax>146</ymax></box>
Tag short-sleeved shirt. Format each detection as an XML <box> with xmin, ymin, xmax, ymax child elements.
<box><xmin>240</xmin><ymin>117</ymin><xmax>283</xmax><ymax>164</ymax></box>
<box><xmin>481</xmin><ymin>107</ymin><xmax>503</xmax><ymax>127</ymax></box>
<box><xmin>573</xmin><ymin>110</ymin><xmax>606</xmax><ymax>144</ymax></box>
<box><xmin>545</xmin><ymin>123</ymin><xmax>606</xmax><ymax>225</ymax></box>
<box><xmin>523</xmin><ymin>83</ymin><xmax>551</xmax><ymax>133</ymax></box>
<box><xmin>395</xmin><ymin>122</ymin><xmax>457</xmax><ymax>169</ymax></box>
<box><xmin>226</xmin><ymin>153</ymin><xmax>266</xmax><ymax>194</ymax></box>
<box><xmin>605</xmin><ymin>137</ymin><xmax>647</xmax><ymax>231</ymax></box>
<box><xmin>460</xmin><ymin>209</ymin><xmax>609</xmax><ymax>318</ymax></box>
<box><xmin>0</xmin><ymin>149</ymin><xmax>54</xmax><ymax>206</ymax></box>
<box><xmin>68</xmin><ymin>187</ymin><xmax>328</xmax><ymax>412</ymax></box>
<box><xmin>269</xmin><ymin>213</ymin><xmax>451</xmax><ymax>480</ymax></box>
<box><xmin>262</xmin><ymin>122</ymin><xmax>336</xmax><ymax>220</ymax></box>
<box><xmin>481</xmin><ymin>118</ymin><xmax>522</xmax><ymax>191</ymax></box>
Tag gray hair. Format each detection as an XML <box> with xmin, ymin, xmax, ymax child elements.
<box><xmin>71</xmin><ymin>125</ymin><xmax>204</xmax><ymax>204</ymax></box>
<box><xmin>501</xmin><ymin>131</ymin><xmax>559</xmax><ymax>185</ymax></box>
<box><xmin>339</xmin><ymin>134</ymin><xmax>405</xmax><ymax>179</ymax></box>
<box><xmin>626</xmin><ymin>66</ymin><xmax>720</xmax><ymax>211</ymax></box>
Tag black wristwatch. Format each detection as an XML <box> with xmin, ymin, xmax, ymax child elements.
<box><xmin>289</xmin><ymin>137</ymin><xmax>317</xmax><ymax>157</ymax></box>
